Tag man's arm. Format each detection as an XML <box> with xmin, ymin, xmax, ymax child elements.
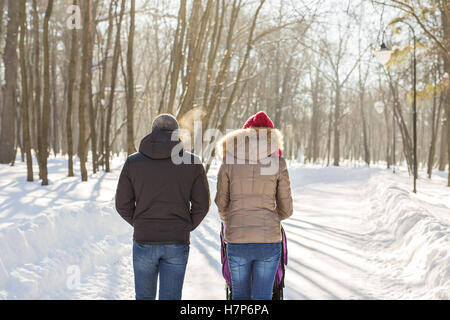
<box><xmin>115</xmin><ymin>160</ymin><xmax>136</xmax><ymax>226</ymax></box>
<box><xmin>190</xmin><ymin>164</ymin><xmax>210</xmax><ymax>231</ymax></box>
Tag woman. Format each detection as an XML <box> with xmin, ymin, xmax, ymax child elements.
<box><xmin>215</xmin><ymin>111</ymin><xmax>293</xmax><ymax>300</ymax></box>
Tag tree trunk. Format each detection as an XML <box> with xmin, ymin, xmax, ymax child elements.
<box><xmin>326</xmin><ymin>105</ymin><xmax>333</xmax><ymax>166</ymax></box>
<box><xmin>126</xmin><ymin>0</ymin><xmax>136</xmax><ymax>156</ymax></box>
<box><xmin>386</xmin><ymin>70</ymin><xmax>414</xmax><ymax>173</ymax></box>
<box><xmin>51</xmin><ymin>28</ymin><xmax>59</xmax><ymax>156</ymax></box>
<box><xmin>105</xmin><ymin>0</ymin><xmax>126</xmax><ymax>172</ymax></box>
<box><xmin>445</xmin><ymin>92</ymin><xmax>450</xmax><ymax>182</ymax></box>
<box><xmin>13</xmin><ymin>101</ymin><xmax>21</xmax><ymax>166</ymax></box>
<box><xmin>217</xmin><ymin>0</ymin><xmax>265</xmax><ymax>132</ymax></box>
<box><xmin>333</xmin><ymin>86</ymin><xmax>341</xmax><ymax>166</ymax></box>
<box><xmin>167</xmin><ymin>0</ymin><xmax>187</xmax><ymax>115</ymax></box>
<box><xmin>202</xmin><ymin>0</ymin><xmax>225</xmax><ymax>117</ymax></box>
<box><xmin>446</xmin><ymin>84</ymin><xmax>450</xmax><ymax>186</ymax></box>
<box><xmin>0</xmin><ymin>0</ymin><xmax>5</xmax><ymax>36</ymax></box>
<box><xmin>87</xmin><ymin>3</ymin><xmax>98</xmax><ymax>173</ymax></box>
<box><xmin>309</xmin><ymin>66</ymin><xmax>321</xmax><ymax>163</ymax></box>
<box><xmin>32</xmin><ymin>0</ymin><xmax>43</xmax><ymax>179</ymax></box>
<box><xmin>0</xmin><ymin>0</ymin><xmax>6</xmax><ymax>65</ymax></box>
<box><xmin>427</xmin><ymin>67</ymin><xmax>443</xmax><ymax>178</ymax></box>
<box><xmin>359</xmin><ymin>61</ymin><xmax>370</xmax><ymax>166</ymax></box>
<box><xmin>203</xmin><ymin>0</ymin><xmax>241</xmax><ymax>133</ymax></box>
<box><xmin>19</xmin><ymin>0</ymin><xmax>33</xmax><ymax>181</ymax></box>
<box><xmin>441</xmin><ymin>3</ymin><xmax>450</xmax><ymax>185</ymax></box>
<box><xmin>439</xmin><ymin>120</ymin><xmax>448</xmax><ymax>171</ymax></box>
<box><xmin>360</xmin><ymin>99</ymin><xmax>370</xmax><ymax>166</ymax></box>
<box><xmin>205</xmin><ymin>0</ymin><xmax>265</xmax><ymax>174</ymax></box>
<box><xmin>0</xmin><ymin>0</ymin><xmax>20</xmax><ymax>164</ymax></box>
<box><xmin>177</xmin><ymin>0</ymin><xmax>214</xmax><ymax>120</ymax></box>
<box><xmin>40</xmin><ymin>0</ymin><xmax>54</xmax><ymax>186</ymax></box>
<box><xmin>78</xmin><ymin>0</ymin><xmax>91</xmax><ymax>182</ymax></box>
<box><xmin>66</xmin><ymin>0</ymin><xmax>78</xmax><ymax>177</ymax></box>
<box><xmin>383</xmin><ymin>104</ymin><xmax>392</xmax><ymax>169</ymax></box>
<box><xmin>96</xmin><ymin>0</ymin><xmax>114</xmax><ymax>168</ymax></box>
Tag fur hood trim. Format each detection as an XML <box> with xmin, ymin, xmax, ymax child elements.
<box><xmin>217</xmin><ymin>127</ymin><xmax>283</xmax><ymax>161</ymax></box>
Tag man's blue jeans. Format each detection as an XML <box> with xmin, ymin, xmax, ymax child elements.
<box><xmin>227</xmin><ymin>242</ymin><xmax>282</xmax><ymax>300</ymax></box>
<box><xmin>133</xmin><ymin>242</ymin><xmax>189</xmax><ymax>300</ymax></box>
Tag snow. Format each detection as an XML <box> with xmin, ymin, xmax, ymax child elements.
<box><xmin>0</xmin><ymin>156</ymin><xmax>449</xmax><ymax>300</ymax></box>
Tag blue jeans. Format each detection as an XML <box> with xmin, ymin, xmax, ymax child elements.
<box><xmin>132</xmin><ymin>242</ymin><xmax>189</xmax><ymax>300</ymax></box>
<box><xmin>227</xmin><ymin>243</ymin><xmax>282</xmax><ymax>300</ymax></box>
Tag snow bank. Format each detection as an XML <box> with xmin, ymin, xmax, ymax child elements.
<box><xmin>365</xmin><ymin>173</ymin><xmax>450</xmax><ymax>299</ymax></box>
<box><xmin>0</xmin><ymin>201</ymin><xmax>131</xmax><ymax>299</ymax></box>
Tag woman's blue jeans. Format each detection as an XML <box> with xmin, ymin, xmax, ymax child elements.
<box><xmin>133</xmin><ymin>242</ymin><xmax>189</xmax><ymax>300</ymax></box>
<box><xmin>227</xmin><ymin>242</ymin><xmax>282</xmax><ymax>300</ymax></box>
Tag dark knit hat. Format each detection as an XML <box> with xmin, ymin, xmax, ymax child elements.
<box><xmin>152</xmin><ymin>114</ymin><xmax>179</xmax><ymax>132</ymax></box>
<box><xmin>243</xmin><ymin>111</ymin><xmax>275</xmax><ymax>129</ymax></box>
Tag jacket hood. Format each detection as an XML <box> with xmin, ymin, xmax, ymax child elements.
<box><xmin>217</xmin><ymin>127</ymin><xmax>283</xmax><ymax>161</ymax></box>
<box><xmin>139</xmin><ymin>129</ymin><xmax>183</xmax><ymax>160</ymax></box>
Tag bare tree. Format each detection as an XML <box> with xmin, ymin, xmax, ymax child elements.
<box><xmin>78</xmin><ymin>0</ymin><xmax>91</xmax><ymax>182</ymax></box>
<box><xmin>96</xmin><ymin>0</ymin><xmax>115</xmax><ymax>169</ymax></box>
<box><xmin>126</xmin><ymin>0</ymin><xmax>137</xmax><ymax>156</ymax></box>
<box><xmin>66</xmin><ymin>0</ymin><xmax>78</xmax><ymax>177</ymax></box>
<box><xmin>308</xmin><ymin>61</ymin><xmax>323</xmax><ymax>164</ymax></box>
<box><xmin>0</xmin><ymin>0</ymin><xmax>20</xmax><ymax>164</ymax></box>
<box><xmin>320</xmin><ymin>28</ymin><xmax>364</xmax><ymax>166</ymax></box>
<box><xmin>166</xmin><ymin>0</ymin><xmax>187</xmax><ymax>115</ymax></box>
<box><xmin>2</xmin><ymin>0</ymin><xmax>448</xmax><ymax>193</ymax></box>
<box><xmin>177</xmin><ymin>0</ymin><xmax>214</xmax><ymax>119</ymax></box>
<box><xmin>203</xmin><ymin>0</ymin><xmax>242</xmax><ymax>132</ymax></box>
<box><xmin>19</xmin><ymin>0</ymin><xmax>33</xmax><ymax>181</ymax></box>
<box><xmin>105</xmin><ymin>0</ymin><xmax>126</xmax><ymax>173</ymax></box>
<box><xmin>374</xmin><ymin>0</ymin><xmax>450</xmax><ymax>184</ymax></box>
<box><xmin>427</xmin><ymin>62</ymin><xmax>444</xmax><ymax>178</ymax></box>
<box><xmin>32</xmin><ymin>0</ymin><xmax>43</xmax><ymax>178</ymax></box>
<box><xmin>358</xmin><ymin>57</ymin><xmax>371</xmax><ymax>166</ymax></box>
<box><xmin>40</xmin><ymin>0</ymin><xmax>54</xmax><ymax>186</ymax></box>
<box><xmin>87</xmin><ymin>1</ymin><xmax>98</xmax><ymax>173</ymax></box>
<box><xmin>439</xmin><ymin>120</ymin><xmax>448</xmax><ymax>171</ymax></box>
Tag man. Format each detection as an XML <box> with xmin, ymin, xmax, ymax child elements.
<box><xmin>115</xmin><ymin>114</ymin><xmax>210</xmax><ymax>300</ymax></box>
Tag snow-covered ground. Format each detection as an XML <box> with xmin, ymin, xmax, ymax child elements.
<box><xmin>0</xmin><ymin>155</ymin><xmax>449</xmax><ymax>299</ymax></box>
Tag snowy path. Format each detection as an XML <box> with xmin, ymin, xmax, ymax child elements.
<box><xmin>0</xmin><ymin>157</ymin><xmax>449</xmax><ymax>299</ymax></box>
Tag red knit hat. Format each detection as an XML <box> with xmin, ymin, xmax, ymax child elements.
<box><xmin>243</xmin><ymin>111</ymin><xmax>274</xmax><ymax>129</ymax></box>
<box><xmin>242</xmin><ymin>111</ymin><xmax>282</xmax><ymax>157</ymax></box>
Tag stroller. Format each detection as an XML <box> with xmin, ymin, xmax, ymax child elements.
<box><xmin>220</xmin><ymin>223</ymin><xmax>288</xmax><ymax>300</ymax></box>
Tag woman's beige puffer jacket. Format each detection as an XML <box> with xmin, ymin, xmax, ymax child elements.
<box><xmin>215</xmin><ymin>128</ymin><xmax>293</xmax><ymax>243</ymax></box>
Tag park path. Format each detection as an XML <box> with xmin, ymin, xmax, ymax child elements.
<box><xmin>72</xmin><ymin>166</ymin><xmax>404</xmax><ymax>299</ymax></box>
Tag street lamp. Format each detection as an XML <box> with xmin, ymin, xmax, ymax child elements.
<box><xmin>375</xmin><ymin>23</ymin><xmax>418</xmax><ymax>193</ymax></box>
<box><xmin>374</xmin><ymin>42</ymin><xmax>393</xmax><ymax>65</ymax></box>
<box><xmin>375</xmin><ymin>45</ymin><xmax>396</xmax><ymax>175</ymax></box>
